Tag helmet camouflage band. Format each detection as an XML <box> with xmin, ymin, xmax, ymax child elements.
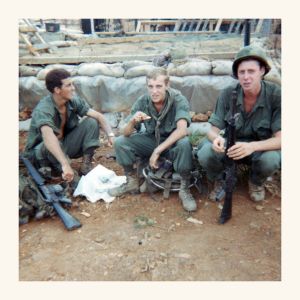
<box><xmin>232</xmin><ymin>45</ymin><xmax>271</xmax><ymax>78</ymax></box>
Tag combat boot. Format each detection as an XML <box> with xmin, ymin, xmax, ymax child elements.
<box><xmin>108</xmin><ymin>175</ymin><xmax>140</xmax><ymax>197</ymax></box>
<box><xmin>209</xmin><ymin>180</ymin><xmax>225</xmax><ymax>201</ymax></box>
<box><xmin>80</xmin><ymin>153</ymin><xmax>94</xmax><ymax>175</ymax></box>
<box><xmin>178</xmin><ymin>178</ymin><xmax>197</xmax><ymax>212</ymax></box>
<box><xmin>248</xmin><ymin>180</ymin><xmax>265</xmax><ymax>202</ymax></box>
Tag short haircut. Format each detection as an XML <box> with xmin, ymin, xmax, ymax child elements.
<box><xmin>45</xmin><ymin>68</ymin><xmax>71</xmax><ymax>93</ymax></box>
<box><xmin>146</xmin><ymin>67</ymin><xmax>169</xmax><ymax>85</ymax></box>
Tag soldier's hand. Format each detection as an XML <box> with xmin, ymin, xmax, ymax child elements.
<box><xmin>132</xmin><ymin>111</ymin><xmax>151</xmax><ymax>124</ymax></box>
<box><xmin>61</xmin><ymin>164</ymin><xmax>74</xmax><ymax>182</ymax></box>
<box><xmin>212</xmin><ymin>136</ymin><xmax>225</xmax><ymax>153</ymax></box>
<box><xmin>227</xmin><ymin>142</ymin><xmax>254</xmax><ymax>160</ymax></box>
<box><xmin>149</xmin><ymin>150</ymin><xmax>160</xmax><ymax>169</ymax></box>
<box><xmin>107</xmin><ymin>136</ymin><xmax>115</xmax><ymax>147</ymax></box>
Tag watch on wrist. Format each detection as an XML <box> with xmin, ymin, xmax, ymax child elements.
<box><xmin>108</xmin><ymin>133</ymin><xmax>115</xmax><ymax>138</ymax></box>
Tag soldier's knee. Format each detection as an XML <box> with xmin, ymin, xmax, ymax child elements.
<box><xmin>197</xmin><ymin>141</ymin><xmax>214</xmax><ymax>166</ymax></box>
<box><xmin>84</xmin><ymin>117</ymin><xmax>99</xmax><ymax>130</ymax></box>
<box><xmin>113</xmin><ymin>135</ymin><xmax>127</xmax><ymax>150</ymax></box>
<box><xmin>255</xmin><ymin>151</ymin><xmax>281</xmax><ymax>174</ymax></box>
<box><xmin>176</xmin><ymin>137</ymin><xmax>192</xmax><ymax>151</ymax></box>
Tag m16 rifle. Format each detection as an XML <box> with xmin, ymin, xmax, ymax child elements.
<box><xmin>218</xmin><ymin>89</ymin><xmax>239</xmax><ymax>224</ymax></box>
<box><xmin>20</xmin><ymin>155</ymin><xmax>82</xmax><ymax>230</ymax></box>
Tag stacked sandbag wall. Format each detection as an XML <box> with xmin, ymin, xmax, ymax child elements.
<box><xmin>19</xmin><ymin>59</ymin><xmax>281</xmax><ymax>116</ymax></box>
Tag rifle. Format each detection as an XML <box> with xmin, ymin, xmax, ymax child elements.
<box><xmin>20</xmin><ymin>155</ymin><xmax>82</xmax><ymax>230</ymax></box>
<box><xmin>218</xmin><ymin>89</ymin><xmax>239</xmax><ymax>224</ymax></box>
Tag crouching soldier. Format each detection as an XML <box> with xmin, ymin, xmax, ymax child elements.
<box><xmin>24</xmin><ymin>68</ymin><xmax>115</xmax><ymax>184</ymax></box>
<box><xmin>108</xmin><ymin>67</ymin><xmax>197</xmax><ymax>212</ymax></box>
<box><xmin>197</xmin><ymin>45</ymin><xmax>281</xmax><ymax>202</ymax></box>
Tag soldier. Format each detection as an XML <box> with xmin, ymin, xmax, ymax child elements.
<box><xmin>197</xmin><ymin>45</ymin><xmax>281</xmax><ymax>202</ymax></box>
<box><xmin>108</xmin><ymin>67</ymin><xmax>197</xmax><ymax>212</ymax></box>
<box><xmin>24</xmin><ymin>68</ymin><xmax>115</xmax><ymax>184</ymax></box>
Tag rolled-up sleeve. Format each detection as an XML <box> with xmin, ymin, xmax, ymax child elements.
<box><xmin>209</xmin><ymin>92</ymin><xmax>227</xmax><ymax>130</ymax></box>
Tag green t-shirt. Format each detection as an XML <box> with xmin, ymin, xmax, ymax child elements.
<box><xmin>25</xmin><ymin>94</ymin><xmax>90</xmax><ymax>154</ymax></box>
<box><xmin>209</xmin><ymin>81</ymin><xmax>281</xmax><ymax>141</ymax></box>
<box><xmin>127</xmin><ymin>88</ymin><xmax>191</xmax><ymax>138</ymax></box>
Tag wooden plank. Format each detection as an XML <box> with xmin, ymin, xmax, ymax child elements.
<box><xmin>255</xmin><ymin>19</ymin><xmax>264</xmax><ymax>33</ymax></box>
<box><xmin>195</xmin><ymin>20</ymin><xmax>203</xmax><ymax>31</ymax></box>
<box><xmin>228</xmin><ymin>19</ymin><xmax>236</xmax><ymax>33</ymax></box>
<box><xmin>181</xmin><ymin>22</ymin><xmax>188</xmax><ymax>31</ymax></box>
<box><xmin>214</xmin><ymin>19</ymin><xmax>223</xmax><ymax>32</ymax></box>
<box><xmin>136</xmin><ymin>20</ymin><xmax>141</xmax><ymax>32</ymax></box>
<box><xmin>138</xmin><ymin>20</ymin><xmax>178</xmax><ymax>26</ymax></box>
<box><xmin>202</xmin><ymin>20</ymin><xmax>209</xmax><ymax>31</ymax></box>
<box><xmin>19</xmin><ymin>25</ymin><xmax>37</xmax><ymax>33</ymax></box>
<box><xmin>19</xmin><ymin>33</ymin><xmax>40</xmax><ymax>56</ymax></box>
<box><xmin>234</xmin><ymin>20</ymin><xmax>243</xmax><ymax>33</ymax></box>
<box><xmin>174</xmin><ymin>20</ymin><xmax>181</xmax><ymax>31</ymax></box>
<box><xmin>19</xmin><ymin>51</ymin><xmax>239</xmax><ymax>65</ymax></box>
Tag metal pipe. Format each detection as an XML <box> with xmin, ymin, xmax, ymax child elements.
<box><xmin>244</xmin><ymin>19</ymin><xmax>251</xmax><ymax>46</ymax></box>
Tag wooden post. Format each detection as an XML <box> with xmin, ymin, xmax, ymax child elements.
<box><xmin>215</xmin><ymin>19</ymin><xmax>223</xmax><ymax>32</ymax></box>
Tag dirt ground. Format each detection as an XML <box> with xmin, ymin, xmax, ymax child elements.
<box><xmin>19</xmin><ymin>131</ymin><xmax>281</xmax><ymax>281</ymax></box>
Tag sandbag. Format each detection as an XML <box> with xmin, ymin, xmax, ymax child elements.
<box><xmin>19</xmin><ymin>65</ymin><xmax>42</xmax><ymax>77</ymax></box>
<box><xmin>37</xmin><ymin>64</ymin><xmax>78</xmax><ymax>80</ymax></box>
<box><xmin>211</xmin><ymin>60</ymin><xmax>233</xmax><ymax>75</ymax></box>
<box><xmin>124</xmin><ymin>65</ymin><xmax>156</xmax><ymax>79</ymax></box>
<box><xmin>77</xmin><ymin>62</ymin><xmax>124</xmax><ymax>77</ymax></box>
<box><xmin>122</xmin><ymin>60</ymin><xmax>152</xmax><ymax>71</ymax></box>
<box><xmin>168</xmin><ymin>60</ymin><xmax>212</xmax><ymax>76</ymax></box>
<box><xmin>264</xmin><ymin>67</ymin><xmax>281</xmax><ymax>85</ymax></box>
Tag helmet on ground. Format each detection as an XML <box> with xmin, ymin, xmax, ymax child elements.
<box><xmin>232</xmin><ymin>45</ymin><xmax>271</xmax><ymax>78</ymax></box>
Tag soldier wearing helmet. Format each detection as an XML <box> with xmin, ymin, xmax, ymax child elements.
<box><xmin>197</xmin><ymin>45</ymin><xmax>281</xmax><ymax>202</ymax></box>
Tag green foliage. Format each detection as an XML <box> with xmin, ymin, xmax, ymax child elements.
<box><xmin>189</xmin><ymin>130</ymin><xmax>206</xmax><ymax>147</ymax></box>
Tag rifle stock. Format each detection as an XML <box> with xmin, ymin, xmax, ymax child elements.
<box><xmin>20</xmin><ymin>155</ymin><xmax>82</xmax><ymax>230</ymax></box>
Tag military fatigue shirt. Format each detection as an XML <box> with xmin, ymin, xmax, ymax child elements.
<box><xmin>209</xmin><ymin>81</ymin><xmax>281</xmax><ymax>142</ymax></box>
<box><xmin>127</xmin><ymin>88</ymin><xmax>191</xmax><ymax>138</ymax></box>
<box><xmin>25</xmin><ymin>94</ymin><xmax>90</xmax><ymax>154</ymax></box>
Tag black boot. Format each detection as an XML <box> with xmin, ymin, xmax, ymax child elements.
<box><xmin>80</xmin><ymin>152</ymin><xmax>94</xmax><ymax>175</ymax></box>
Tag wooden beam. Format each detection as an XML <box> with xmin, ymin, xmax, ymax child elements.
<box><xmin>255</xmin><ymin>19</ymin><xmax>264</xmax><ymax>33</ymax></box>
<box><xmin>214</xmin><ymin>19</ymin><xmax>223</xmax><ymax>32</ymax></box>
<box><xmin>79</xmin><ymin>31</ymin><xmax>218</xmax><ymax>46</ymax></box>
<box><xmin>19</xmin><ymin>51</ymin><xmax>238</xmax><ymax>65</ymax></box>
<box><xmin>195</xmin><ymin>20</ymin><xmax>203</xmax><ymax>31</ymax></box>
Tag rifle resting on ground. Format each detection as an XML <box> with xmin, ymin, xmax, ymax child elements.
<box><xmin>216</xmin><ymin>89</ymin><xmax>240</xmax><ymax>224</ymax></box>
<box><xmin>20</xmin><ymin>155</ymin><xmax>82</xmax><ymax>230</ymax></box>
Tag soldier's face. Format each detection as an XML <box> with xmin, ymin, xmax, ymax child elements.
<box><xmin>237</xmin><ymin>60</ymin><xmax>265</xmax><ymax>92</ymax></box>
<box><xmin>147</xmin><ymin>75</ymin><xmax>169</xmax><ymax>104</ymax></box>
<box><xmin>56</xmin><ymin>78</ymin><xmax>75</xmax><ymax>100</ymax></box>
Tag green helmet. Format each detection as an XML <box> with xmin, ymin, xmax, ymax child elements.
<box><xmin>232</xmin><ymin>45</ymin><xmax>271</xmax><ymax>78</ymax></box>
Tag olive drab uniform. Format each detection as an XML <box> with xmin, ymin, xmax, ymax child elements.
<box><xmin>110</xmin><ymin>87</ymin><xmax>197</xmax><ymax>212</ymax></box>
<box><xmin>197</xmin><ymin>81</ymin><xmax>281</xmax><ymax>186</ymax></box>
<box><xmin>114</xmin><ymin>88</ymin><xmax>193</xmax><ymax>175</ymax></box>
<box><xmin>24</xmin><ymin>94</ymin><xmax>100</xmax><ymax>172</ymax></box>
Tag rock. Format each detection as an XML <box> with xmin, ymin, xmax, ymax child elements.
<box><xmin>80</xmin><ymin>211</ymin><xmax>91</xmax><ymax>218</ymax></box>
<box><xmin>255</xmin><ymin>205</ymin><xmax>264</xmax><ymax>211</ymax></box>
<box><xmin>155</xmin><ymin>233</ymin><xmax>161</xmax><ymax>239</ymax></box>
<box><xmin>249</xmin><ymin>222</ymin><xmax>261</xmax><ymax>230</ymax></box>
<box><xmin>175</xmin><ymin>253</ymin><xmax>191</xmax><ymax>259</ymax></box>
<box><xmin>186</xmin><ymin>217</ymin><xmax>203</xmax><ymax>225</ymax></box>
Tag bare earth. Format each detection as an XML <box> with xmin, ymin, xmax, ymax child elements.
<box><xmin>19</xmin><ymin>132</ymin><xmax>281</xmax><ymax>281</ymax></box>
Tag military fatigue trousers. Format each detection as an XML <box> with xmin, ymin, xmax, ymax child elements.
<box><xmin>197</xmin><ymin>138</ymin><xmax>281</xmax><ymax>185</ymax></box>
<box><xmin>33</xmin><ymin>117</ymin><xmax>100</xmax><ymax>170</ymax></box>
<box><xmin>114</xmin><ymin>133</ymin><xmax>193</xmax><ymax>175</ymax></box>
